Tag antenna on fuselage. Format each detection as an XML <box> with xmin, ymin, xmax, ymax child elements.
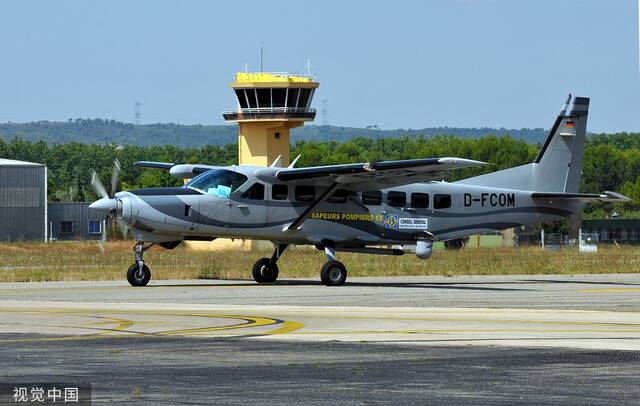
<box><xmin>288</xmin><ymin>154</ymin><xmax>301</xmax><ymax>168</ymax></box>
<box><xmin>270</xmin><ymin>154</ymin><xmax>282</xmax><ymax>167</ymax></box>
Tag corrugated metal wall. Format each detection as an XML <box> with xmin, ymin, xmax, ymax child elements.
<box><xmin>48</xmin><ymin>202</ymin><xmax>104</xmax><ymax>240</ymax></box>
<box><xmin>0</xmin><ymin>165</ymin><xmax>46</xmax><ymax>241</ymax></box>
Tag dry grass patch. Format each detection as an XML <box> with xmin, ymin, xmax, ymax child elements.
<box><xmin>0</xmin><ymin>241</ymin><xmax>638</xmax><ymax>282</ymax></box>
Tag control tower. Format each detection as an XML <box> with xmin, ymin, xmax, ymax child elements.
<box><xmin>223</xmin><ymin>72</ymin><xmax>319</xmax><ymax>167</ymax></box>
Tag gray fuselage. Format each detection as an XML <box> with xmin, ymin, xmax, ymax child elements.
<box><xmin>116</xmin><ymin>166</ymin><xmax>579</xmax><ymax>246</ymax></box>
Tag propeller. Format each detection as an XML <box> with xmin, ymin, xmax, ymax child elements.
<box><xmin>91</xmin><ymin>159</ymin><xmax>121</xmax><ymax>199</ymax></box>
<box><xmin>90</xmin><ymin>159</ymin><xmax>126</xmax><ymax>253</ymax></box>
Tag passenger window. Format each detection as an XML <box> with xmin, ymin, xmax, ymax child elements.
<box><xmin>387</xmin><ymin>191</ymin><xmax>406</xmax><ymax>207</ymax></box>
<box><xmin>295</xmin><ymin>185</ymin><xmax>315</xmax><ymax>202</ymax></box>
<box><xmin>241</xmin><ymin>183</ymin><xmax>264</xmax><ymax>200</ymax></box>
<box><xmin>411</xmin><ymin>193</ymin><xmax>429</xmax><ymax>209</ymax></box>
<box><xmin>328</xmin><ymin>189</ymin><xmax>348</xmax><ymax>203</ymax></box>
<box><xmin>362</xmin><ymin>191</ymin><xmax>382</xmax><ymax>205</ymax></box>
<box><xmin>434</xmin><ymin>194</ymin><xmax>452</xmax><ymax>209</ymax></box>
<box><xmin>272</xmin><ymin>184</ymin><xmax>288</xmax><ymax>200</ymax></box>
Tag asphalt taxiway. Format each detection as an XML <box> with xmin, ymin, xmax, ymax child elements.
<box><xmin>2</xmin><ymin>274</ymin><xmax>640</xmax><ymax>404</ymax></box>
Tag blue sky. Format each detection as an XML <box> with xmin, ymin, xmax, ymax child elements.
<box><xmin>0</xmin><ymin>0</ymin><xmax>638</xmax><ymax>132</ymax></box>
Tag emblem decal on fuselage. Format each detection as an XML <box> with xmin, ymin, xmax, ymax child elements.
<box><xmin>384</xmin><ymin>214</ymin><xmax>428</xmax><ymax>230</ymax></box>
<box><xmin>384</xmin><ymin>214</ymin><xmax>399</xmax><ymax>229</ymax></box>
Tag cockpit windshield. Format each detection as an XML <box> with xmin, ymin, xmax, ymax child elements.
<box><xmin>186</xmin><ymin>169</ymin><xmax>248</xmax><ymax>198</ymax></box>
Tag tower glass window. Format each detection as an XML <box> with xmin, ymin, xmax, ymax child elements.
<box><xmin>256</xmin><ymin>89</ymin><xmax>271</xmax><ymax>108</ymax></box>
<box><xmin>235</xmin><ymin>89</ymin><xmax>248</xmax><ymax>109</ymax></box>
<box><xmin>286</xmin><ymin>89</ymin><xmax>299</xmax><ymax>108</ymax></box>
<box><xmin>245</xmin><ymin>89</ymin><xmax>258</xmax><ymax>108</ymax></box>
<box><xmin>272</xmin><ymin>89</ymin><xmax>287</xmax><ymax>107</ymax></box>
<box><xmin>297</xmin><ymin>89</ymin><xmax>312</xmax><ymax>109</ymax></box>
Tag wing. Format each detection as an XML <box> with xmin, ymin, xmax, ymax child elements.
<box><xmin>275</xmin><ymin>157</ymin><xmax>486</xmax><ymax>191</ymax></box>
<box><xmin>531</xmin><ymin>191</ymin><xmax>630</xmax><ymax>203</ymax></box>
<box><xmin>134</xmin><ymin>161</ymin><xmax>218</xmax><ymax>179</ymax></box>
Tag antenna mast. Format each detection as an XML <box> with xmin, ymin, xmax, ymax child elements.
<box><xmin>134</xmin><ymin>102</ymin><xmax>140</xmax><ymax>125</ymax></box>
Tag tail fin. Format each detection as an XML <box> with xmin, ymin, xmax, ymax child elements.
<box><xmin>458</xmin><ymin>95</ymin><xmax>589</xmax><ymax>192</ymax></box>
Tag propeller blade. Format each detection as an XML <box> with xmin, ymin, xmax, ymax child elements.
<box><xmin>90</xmin><ymin>171</ymin><xmax>108</xmax><ymax>199</ymax></box>
<box><xmin>110</xmin><ymin>159</ymin><xmax>121</xmax><ymax>197</ymax></box>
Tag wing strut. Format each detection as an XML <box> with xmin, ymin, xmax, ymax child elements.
<box><xmin>286</xmin><ymin>182</ymin><xmax>339</xmax><ymax>231</ymax></box>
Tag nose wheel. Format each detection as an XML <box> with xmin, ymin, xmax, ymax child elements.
<box><xmin>127</xmin><ymin>263</ymin><xmax>151</xmax><ymax>286</ymax></box>
<box><xmin>127</xmin><ymin>241</ymin><xmax>154</xmax><ymax>287</ymax></box>
<box><xmin>252</xmin><ymin>243</ymin><xmax>287</xmax><ymax>284</ymax></box>
<box><xmin>252</xmin><ymin>258</ymin><xmax>279</xmax><ymax>283</ymax></box>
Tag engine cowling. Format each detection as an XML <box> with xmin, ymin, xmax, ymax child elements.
<box><xmin>415</xmin><ymin>240</ymin><xmax>433</xmax><ymax>260</ymax></box>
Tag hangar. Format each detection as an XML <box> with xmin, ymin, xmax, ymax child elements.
<box><xmin>0</xmin><ymin>158</ymin><xmax>47</xmax><ymax>241</ymax></box>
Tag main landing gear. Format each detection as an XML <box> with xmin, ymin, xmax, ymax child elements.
<box><xmin>251</xmin><ymin>243</ymin><xmax>347</xmax><ymax>286</ymax></box>
<box><xmin>127</xmin><ymin>241</ymin><xmax>154</xmax><ymax>287</ymax></box>
<box><xmin>320</xmin><ymin>246</ymin><xmax>347</xmax><ymax>286</ymax></box>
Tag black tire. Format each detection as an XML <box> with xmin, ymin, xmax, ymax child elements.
<box><xmin>127</xmin><ymin>263</ymin><xmax>151</xmax><ymax>287</ymax></box>
<box><xmin>252</xmin><ymin>258</ymin><xmax>279</xmax><ymax>283</ymax></box>
<box><xmin>320</xmin><ymin>261</ymin><xmax>347</xmax><ymax>286</ymax></box>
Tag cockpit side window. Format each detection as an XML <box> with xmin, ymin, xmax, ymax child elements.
<box><xmin>186</xmin><ymin>169</ymin><xmax>248</xmax><ymax>198</ymax></box>
<box><xmin>241</xmin><ymin>182</ymin><xmax>265</xmax><ymax>200</ymax></box>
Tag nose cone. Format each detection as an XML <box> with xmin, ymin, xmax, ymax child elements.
<box><xmin>89</xmin><ymin>197</ymin><xmax>118</xmax><ymax>215</ymax></box>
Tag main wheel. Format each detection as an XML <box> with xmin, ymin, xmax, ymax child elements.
<box><xmin>320</xmin><ymin>261</ymin><xmax>347</xmax><ymax>286</ymax></box>
<box><xmin>127</xmin><ymin>263</ymin><xmax>151</xmax><ymax>287</ymax></box>
<box><xmin>252</xmin><ymin>258</ymin><xmax>279</xmax><ymax>283</ymax></box>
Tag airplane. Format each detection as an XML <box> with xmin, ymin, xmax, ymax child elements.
<box><xmin>89</xmin><ymin>95</ymin><xmax>628</xmax><ymax>287</ymax></box>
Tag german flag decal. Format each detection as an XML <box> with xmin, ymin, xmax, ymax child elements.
<box><xmin>565</xmin><ymin>121</ymin><xmax>575</xmax><ymax>128</ymax></box>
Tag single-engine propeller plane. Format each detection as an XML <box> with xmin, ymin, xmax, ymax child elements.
<box><xmin>89</xmin><ymin>95</ymin><xmax>629</xmax><ymax>287</ymax></box>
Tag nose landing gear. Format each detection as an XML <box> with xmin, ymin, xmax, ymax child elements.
<box><xmin>252</xmin><ymin>243</ymin><xmax>288</xmax><ymax>284</ymax></box>
<box><xmin>127</xmin><ymin>242</ymin><xmax>154</xmax><ymax>287</ymax></box>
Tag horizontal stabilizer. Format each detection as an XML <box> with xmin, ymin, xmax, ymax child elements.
<box><xmin>531</xmin><ymin>191</ymin><xmax>630</xmax><ymax>203</ymax></box>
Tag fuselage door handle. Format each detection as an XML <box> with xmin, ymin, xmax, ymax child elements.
<box><xmin>237</xmin><ymin>204</ymin><xmax>248</xmax><ymax>208</ymax></box>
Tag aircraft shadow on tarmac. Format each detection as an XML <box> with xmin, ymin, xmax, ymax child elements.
<box><xmin>147</xmin><ymin>280</ymin><xmax>534</xmax><ymax>291</ymax></box>
<box><xmin>146</xmin><ymin>277</ymin><xmax>640</xmax><ymax>291</ymax></box>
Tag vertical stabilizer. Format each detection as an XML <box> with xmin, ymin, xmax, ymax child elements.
<box><xmin>458</xmin><ymin>95</ymin><xmax>589</xmax><ymax>192</ymax></box>
<box><xmin>533</xmin><ymin>95</ymin><xmax>589</xmax><ymax>193</ymax></box>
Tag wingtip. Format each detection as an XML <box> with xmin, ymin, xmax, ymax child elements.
<box><xmin>438</xmin><ymin>157</ymin><xmax>487</xmax><ymax>166</ymax></box>
<box><xmin>605</xmin><ymin>191</ymin><xmax>632</xmax><ymax>202</ymax></box>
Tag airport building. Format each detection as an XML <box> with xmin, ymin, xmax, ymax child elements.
<box><xmin>48</xmin><ymin>202</ymin><xmax>105</xmax><ymax>241</ymax></box>
<box><xmin>581</xmin><ymin>218</ymin><xmax>640</xmax><ymax>244</ymax></box>
<box><xmin>0</xmin><ymin>158</ymin><xmax>47</xmax><ymax>241</ymax></box>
